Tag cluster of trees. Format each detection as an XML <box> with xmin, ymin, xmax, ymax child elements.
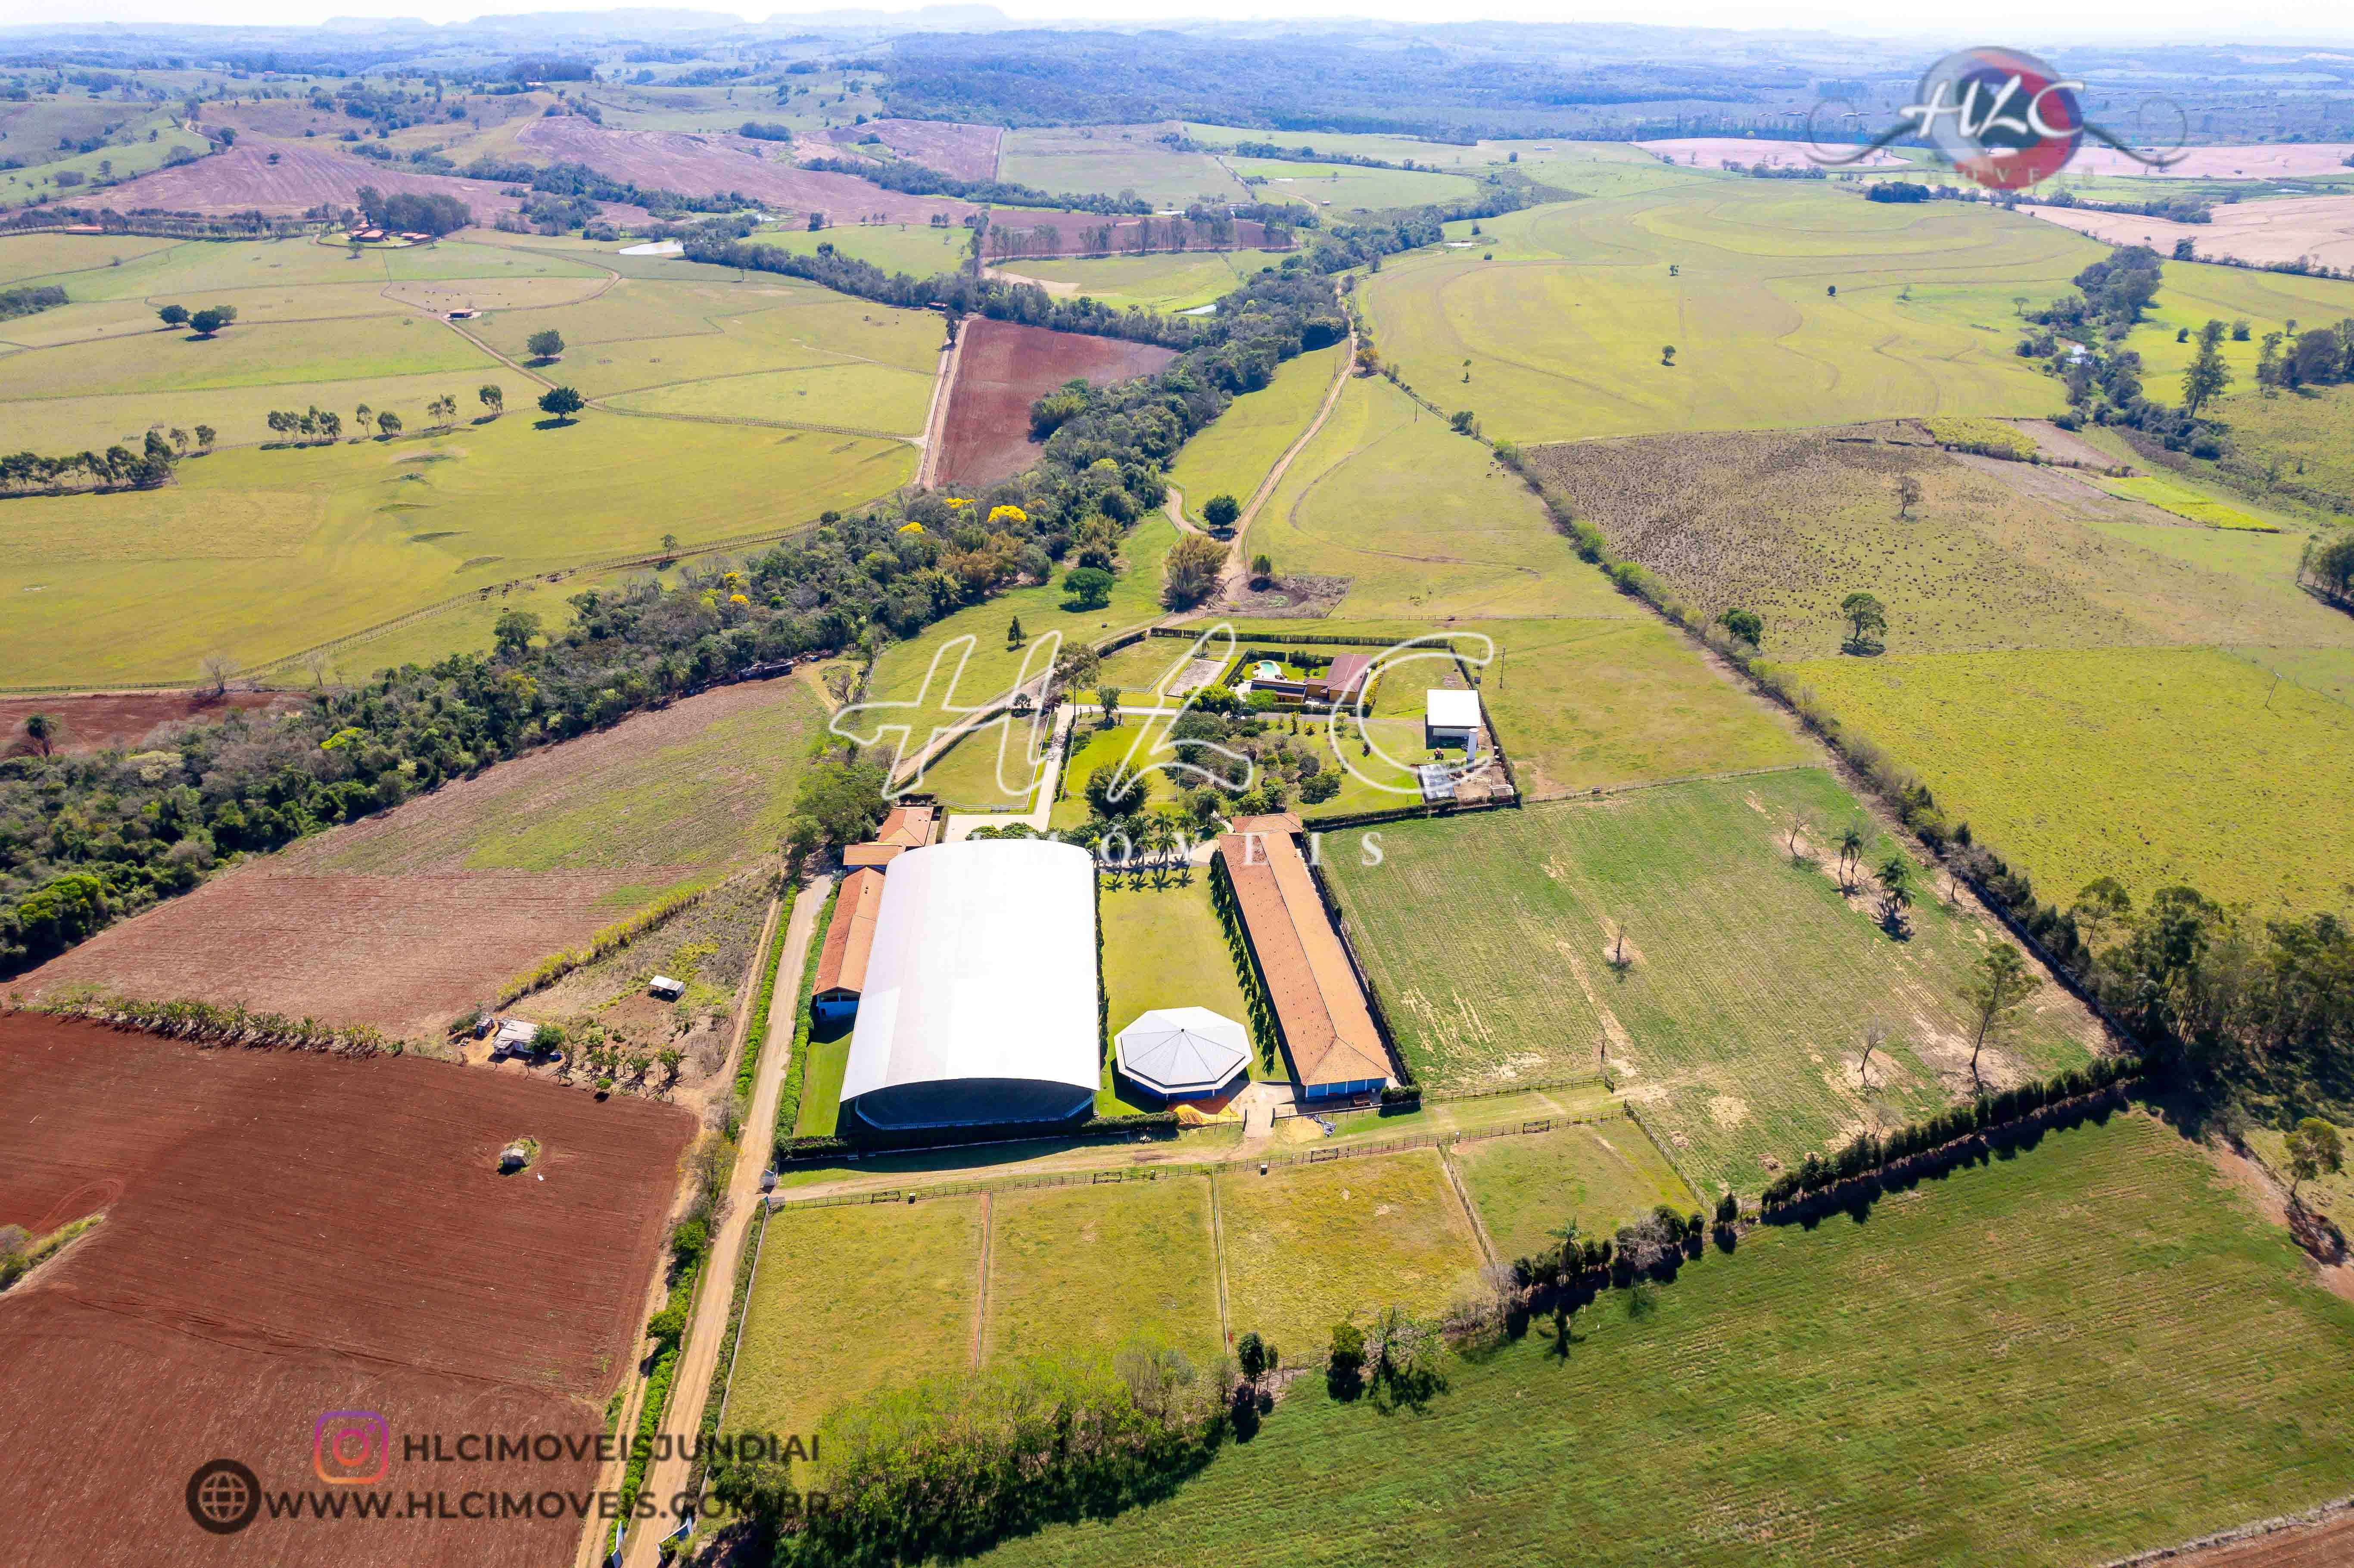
<box><xmin>353</xmin><ymin>185</ymin><xmax>470</xmax><ymax>236</ymax></box>
<box><xmin>157</xmin><ymin>300</ymin><xmax>236</xmax><ymax>336</ymax></box>
<box><xmin>712</xmin><ymin>1340</ymin><xmax>1232</xmax><ymax>1567</ymax></box>
<box><xmin>1760</xmin><ymin>1054</ymin><xmax>2147</xmax><ymax>1208</ymax></box>
<box><xmin>462</xmin><ymin>156</ymin><xmax>744</xmax><ymax>218</ymax></box>
<box><xmin>2020</xmin><ymin>247</ymin><xmax>2239</xmax><ymax>454</ymax></box>
<box><xmin>0</xmin><ymin>283</ymin><xmax>65</xmax><ymax>321</ymax></box>
<box><xmin>0</xmin><ymin>429</ymin><xmax>177</xmax><ymax>492</ymax></box>
<box><xmin>2300</xmin><ymin>533</ymin><xmax>2354</xmax><ymax>609</ymax></box>
<box><xmin>800</xmin><ymin>155</ymin><xmax>1151</xmax><ymax>215</ymax></box>
<box><xmin>2019</xmin><ymin>187</ymin><xmax>2211</xmax><ymax>225</ymax></box>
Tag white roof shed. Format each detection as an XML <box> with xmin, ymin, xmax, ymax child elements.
<box><xmin>1425</xmin><ymin>688</ymin><xmax>1482</xmax><ymax>731</ymax></box>
<box><xmin>840</xmin><ymin>840</ymin><xmax>1101</xmax><ymax>1132</ymax></box>
<box><xmin>1115</xmin><ymin>1008</ymin><xmax>1250</xmax><ymax>1099</ymax></box>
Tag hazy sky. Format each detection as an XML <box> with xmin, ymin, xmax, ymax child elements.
<box><xmin>11</xmin><ymin>0</ymin><xmax>2354</xmax><ymax>41</ymax></box>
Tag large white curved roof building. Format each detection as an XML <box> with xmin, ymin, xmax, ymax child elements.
<box><xmin>840</xmin><ymin>839</ymin><xmax>1101</xmax><ymax>1132</ymax></box>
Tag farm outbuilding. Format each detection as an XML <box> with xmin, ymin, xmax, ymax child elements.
<box><xmin>648</xmin><ymin>975</ymin><xmax>685</xmax><ymax>1001</ymax></box>
<box><xmin>812</xmin><ymin>866</ymin><xmax>887</xmax><ymax>1027</ymax></box>
<box><xmin>1424</xmin><ymin>688</ymin><xmax>1482</xmax><ymax>751</ymax></box>
<box><xmin>1214</xmin><ymin>815</ymin><xmax>1392</xmax><ymax>1103</ymax></box>
<box><xmin>839</xmin><ymin>840</ymin><xmax>1100</xmax><ymax>1133</ymax></box>
<box><xmin>1115</xmin><ymin>1008</ymin><xmax>1251</xmax><ymax>1103</ymax></box>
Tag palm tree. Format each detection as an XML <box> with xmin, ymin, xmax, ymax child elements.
<box><xmin>22</xmin><ymin>711</ymin><xmax>59</xmax><ymax>756</ymax></box>
<box><xmin>1837</xmin><ymin>822</ymin><xmax>1865</xmax><ymax>891</ymax></box>
<box><xmin>1142</xmin><ymin>813</ymin><xmax>1174</xmax><ymax>886</ymax></box>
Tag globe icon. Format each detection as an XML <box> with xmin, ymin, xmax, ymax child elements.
<box><xmin>186</xmin><ymin>1459</ymin><xmax>260</xmax><ymax>1535</ymax></box>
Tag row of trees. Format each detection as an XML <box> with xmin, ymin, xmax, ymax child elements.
<box><xmin>157</xmin><ymin>301</ymin><xmax>236</xmax><ymax>336</ymax></box>
<box><xmin>0</xmin><ymin>429</ymin><xmax>178</xmax><ymax>492</ymax></box>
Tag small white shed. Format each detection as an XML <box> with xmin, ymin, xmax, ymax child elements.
<box><xmin>648</xmin><ymin>975</ymin><xmax>686</xmax><ymax>1001</ymax></box>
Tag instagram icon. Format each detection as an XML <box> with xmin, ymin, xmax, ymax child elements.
<box><xmin>312</xmin><ymin>1410</ymin><xmax>390</xmax><ymax>1485</ymax></box>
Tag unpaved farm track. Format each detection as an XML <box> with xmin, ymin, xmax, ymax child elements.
<box><xmin>0</xmin><ymin>1013</ymin><xmax>694</xmax><ymax>1568</ymax></box>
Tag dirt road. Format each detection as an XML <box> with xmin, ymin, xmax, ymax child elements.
<box><xmin>617</xmin><ymin>876</ymin><xmax>832</xmax><ymax>1568</ymax></box>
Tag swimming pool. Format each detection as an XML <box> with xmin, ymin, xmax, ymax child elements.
<box><xmin>1249</xmin><ymin>660</ymin><xmax>1283</xmax><ymax>681</ymax></box>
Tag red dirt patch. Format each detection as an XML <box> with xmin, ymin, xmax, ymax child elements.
<box><xmin>2160</xmin><ymin>1510</ymin><xmax>2354</xmax><ymax>1567</ymax></box>
<box><xmin>0</xmin><ymin>1012</ymin><xmax>692</xmax><ymax>1568</ymax></box>
<box><xmin>1</xmin><ymin>690</ymin><xmax>289</xmax><ymax>757</ymax></box>
<box><xmin>935</xmin><ymin>317</ymin><xmax>1178</xmax><ymax>491</ymax></box>
<box><xmin>824</xmin><ymin>118</ymin><xmax>1003</xmax><ymax>182</ymax></box>
<box><xmin>97</xmin><ymin>143</ymin><xmax>634</xmax><ymax>224</ymax></box>
<box><xmin>20</xmin><ymin>869</ymin><xmax>673</xmax><ymax>1044</ymax></box>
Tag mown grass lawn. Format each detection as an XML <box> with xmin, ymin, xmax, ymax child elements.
<box><xmin>984</xmin><ymin>1174</ymin><xmax>1224</xmax><ymax>1367</ymax></box>
<box><xmin>1454</xmin><ymin>1117</ymin><xmax>1702</xmax><ymax>1261</ymax></box>
<box><xmin>1215</xmin><ymin>1149</ymin><xmax>1486</xmax><ymax>1358</ymax></box>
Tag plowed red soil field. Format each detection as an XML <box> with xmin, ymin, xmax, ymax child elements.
<box><xmin>1</xmin><ymin>690</ymin><xmax>288</xmax><ymax>757</ymax></box>
<box><xmin>2169</xmin><ymin>1513</ymin><xmax>2354</xmax><ymax>1567</ymax></box>
<box><xmin>514</xmin><ymin>118</ymin><xmax>976</xmax><ymax>227</ymax></box>
<box><xmin>18</xmin><ymin>677</ymin><xmax>816</xmax><ymax>1041</ymax></box>
<box><xmin>934</xmin><ymin>317</ymin><xmax>1178</xmax><ymax>490</ymax></box>
<box><xmin>20</xmin><ymin>869</ymin><xmax>669</xmax><ymax>1042</ymax></box>
<box><xmin>823</xmin><ymin>118</ymin><xmax>1002</xmax><ymax>182</ymax></box>
<box><xmin>94</xmin><ymin>144</ymin><xmax>635</xmax><ymax>223</ymax></box>
<box><xmin>0</xmin><ymin>1013</ymin><xmax>693</xmax><ymax>1568</ymax></box>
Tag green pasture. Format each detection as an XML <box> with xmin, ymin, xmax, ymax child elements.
<box><xmin>2227</xmin><ymin>645</ymin><xmax>2354</xmax><ymax>710</ymax></box>
<box><xmin>1453</xmin><ymin>1119</ymin><xmax>1700</xmax><ymax>1261</ymax></box>
<box><xmin>294</xmin><ymin>675</ymin><xmax>824</xmax><ymax>876</ymax></box>
<box><xmin>2121</xmin><ymin>258</ymin><xmax>2354</xmax><ymax>388</ymax></box>
<box><xmin>2185</xmin><ymin>382</ymin><xmax>2354</xmax><ymax>514</ymax></box>
<box><xmin>744</xmin><ymin>221</ymin><xmax>974</xmax><ymax>280</ymax></box>
<box><xmin>873</xmin><ymin>513</ymin><xmax>1180</xmax><ymax>784</ymax></box>
<box><xmin>0</xmin><ymin>102</ymin><xmax>209</xmax><ymax>208</ymax></box>
<box><xmin>6</xmin><ymin>312</ymin><xmax>495</xmax><ymax>399</ymax></box>
<box><xmin>998</xmin><ymin>248</ymin><xmax>1294</xmax><ymax>313</ymax></box>
<box><xmin>467</xmin><ymin>276</ymin><xmax>943</xmax><ymax>399</ymax></box>
<box><xmin>919</xmin><ymin>718</ymin><xmax>1046</xmax><ymax>812</ymax></box>
<box><xmin>999</xmin><ymin>125</ymin><xmax>1248</xmax><ymax>208</ymax></box>
<box><xmin>729</xmin><ymin>1196</ymin><xmax>985</xmax><ymax>1448</ymax></box>
<box><xmin>1228</xmin><ymin>157</ymin><xmax>1483</xmax><ymax>215</ymax></box>
<box><xmin>1244</xmin><ymin>374</ymin><xmax>1609</xmax><ymax>619</ymax></box>
<box><xmin>979</xmin><ymin>1113</ymin><xmax>2354</xmax><ymax>1568</ymax></box>
<box><xmin>984</xmin><ymin>1175</ymin><xmax>1224</xmax><ymax>1366</ymax></box>
<box><xmin>1214</xmin><ymin>1150</ymin><xmax>1487</xmax><ymax>1356</ymax></box>
<box><xmin>1324</xmin><ymin>772</ymin><xmax>2099</xmax><ymax>1194</ymax></box>
<box><xmin>1166</xmin><ymin>341</ymin><xmax>1345</xmax><ymax>524</ymax></box>
<box><xmin>607</xmin><ymin>359</ymin><xmax>936</xmax><ymax>436</ymax></box>
<box><xmin>0</xmin><ymin>413</ymin><xmax>912</xmax><ymax>686</ymax></box>
<box><xmin>1782</xmin><ymin>644</ymin><xmax>2354</xmax><ymax>915</ymax></box>
<box><xmin>1358</xmin><ymin>183</ymin><xmax>2105</xmax><ymax>444</ymax></box>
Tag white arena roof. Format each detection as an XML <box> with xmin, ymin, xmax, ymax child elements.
<box><xmin>1115</xmin><ymin>1008</ymin><xmax>1250</xmax><ymax>1099</ymax></box>
<box><xmin>840</xmin><ymin>839</ymin><xmax>1101</xmax><ymax>1132</ymax></box>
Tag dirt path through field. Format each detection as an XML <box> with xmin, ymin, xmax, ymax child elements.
<box><xmin>1208</xmin><ymin>329</ymin><xmax>1356</xmax><ymax>605</ymax></box>
<box><xmin>615</xmin><ymin>875</ymin><xmax>830</xmax><ymax>1568</ymax></box>
<box><xmin>918</xmin><ymin>323</ymin><xmax>966</xmax><ymax>488</ymax></box>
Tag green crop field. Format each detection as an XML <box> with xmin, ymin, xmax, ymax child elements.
<box><xmin>976</xmin><ymin>1112</ymin><xmax>2354</xmax><ymax>1568</ymax></box>
<box><xmin>983</xmin><ymin>1175</ymin><xmax>1225</xmax><ymax>1366</ymax></box>
<box><xmin>1214</xmin><ymin>1150</ymin><xmax>1486</xmax><ymax>1356</ymax></box>
<box><xmin>2094</xmin><ymin>472</ymin><xmax>2277</xmax><ymax>530</ymax></box>
<box><xmin>999</xmin><ymin>125</ymin><xmax>1248</xmax><ymax>208</ymax></box>
<box><xmin>295</xmin><ymin>675</ymin><xmax>825</xmax><ymax>876</ymax></box>
<box><xmin>1529</xmin><ymin>426</ymin><xmax>2354</xmax><ymax>659</ymax></box>
<box><xmin>996</xmin><ymin>248</ymin><xmax>1295</xmax><ymax>313</ymax></box>
<box><xmin>1451</xmin><ymin>1118</ymin><xmax>1700</xmax><ymax>1262</ymax></box>
<box><xmin>1166</xmin><ymin>342</ymin><xmax>1344</xmax><ymax>524</ymax></box>
<box><xmin>729</xmin><ymin>1196</ymin><xmax>985</xmax><ymax>1445</ymax></box>
<box><xmin>1228</xmin><ymin>156</ymin><xmax>1484</xmax><ymax>215</ymax></box>
<box><xmin>1358</xmin><ymin>184</ymin><xmax>2105</xmax><ymax>445</ymax></box>
<box><xmin>1324</xmin><ymin>772</ymin><xmax>2101</xmax><ymax>1194</ymax></box>
<box><xmin>1243</xmin><ymin>374</ymin><xmax>1619</xmax><ymax>619</ymax></box>
<box><xmin>744</xmin><ymin>222</ymin><xmax>975</xmax><ymax>280</ymax></box>
<box><xmin>1782</xmin><ymin>645</ymin><xmax>2354</xmax><ymax>915</ymax></box>
<box><xmin>0</xmin><ymin>412</ymin><xmax>913</xmax><ymax>686</ymax></box>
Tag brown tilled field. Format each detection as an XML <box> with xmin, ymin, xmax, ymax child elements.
<box><xmin>2024</xmin><ymin>194</ymin><xmax>2354</xmax><ymax>274</ymax></box>
<box><xmin>823</xmin><ymin>118</ymin><xmax>1002</xmax><ymax>182</ymax></box>
<box><xmin>18</xmin><ymin>677</ymin><xmax>820</xmax><ymax>1041</ymax></box>
<box><xmin>0</xmin><ymin>1012</ymin><xmax>692</xmax><ymax>1568</ymax></box>
<box><xmin>511</xmin><ymin>118</ymin><xmax>974</xmax><ymax>227</ymax></box>
<box><xmin>1</xmin><ymin>690</ymin><xmax>289</xmax><ymax>756</ymax></box>
<box><xmin>935</xmin><ymin>317</ymin><xmax>1178</xmax><ymax>490</ymax></box>
<box><xmin>95</xmin><ymin>144</ymin><xmax>609</xmax><ymax>223</ymax></box>
<box><xmin>2171</xmin><ymin>1513</ymin><xmax>2354</xmax><ymax>1567</ymax></box>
